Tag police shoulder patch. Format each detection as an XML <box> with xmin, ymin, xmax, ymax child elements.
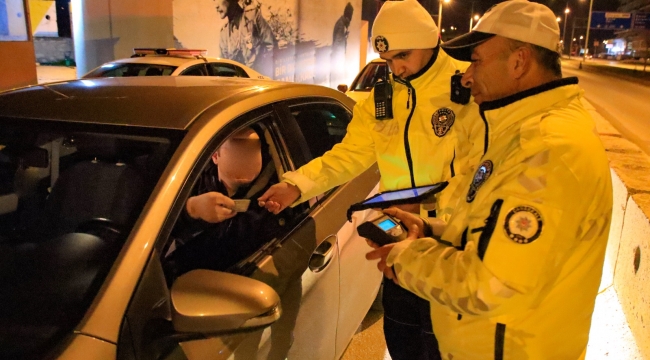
<box><xmin>504</xmin><ymin>205</ymin><xmax>543</xmax><ymax>244</ymax></box>
<box><xmin>374</xmin><ymin>36</ymin><xmax>389</xmax><ymax>53</ymax></box>
<box><xmin>466</xmin><ymin>160</ymin><xmax>493</xmax><ymax>202</ymax></box>
<box><xmin>431</xmin><ymin>108</ymin><xmax>455</xmax><ymax>137</ymax></box>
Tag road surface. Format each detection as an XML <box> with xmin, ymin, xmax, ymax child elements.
<box><xmin>563</xmin><ymin>60</ymin><xmax>650</xmax><ymax>155</ymax></box>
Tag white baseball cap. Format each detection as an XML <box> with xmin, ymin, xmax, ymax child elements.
<box><xmin>371</xmin><ymin>0</ymin><xmax>439</xmax><ymax>53</ymax></box>
<box><xmin>442</xmin><ymin>0</ymin><xmax>560</xmax><ymax>61</ymax></box>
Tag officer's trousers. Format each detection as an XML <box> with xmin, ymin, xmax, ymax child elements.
<box><xmin>382</xmin><ymin>278</ymin><xmax>442</xmax><ymax>360</ymax></box>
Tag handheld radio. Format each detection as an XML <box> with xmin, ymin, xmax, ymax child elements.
<box><xmin>374</xmin><ymin>65</ymin><xmax>393</xmax><ymax>120</ymax></box>
<box><xmin>450</xmin><ymin>70</ymin><xmax>471</xmax><ymax>105</ymax></box>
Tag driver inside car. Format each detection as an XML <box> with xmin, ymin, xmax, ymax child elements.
<box><xmin>164</xmin><ymin>126</ymin><xmax>288</xmax><ymax>280</ymax></box>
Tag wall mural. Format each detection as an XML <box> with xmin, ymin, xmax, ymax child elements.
<box><xmin>173</xmin><ymin>0</ymin><xmax>362</xmax><ymax>87</ymax></box>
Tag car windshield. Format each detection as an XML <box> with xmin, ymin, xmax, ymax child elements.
<box><xmin>0</xmin><ymin>120</ymin><xmax>180</xmax><ymax>359</ymax></box>
<box><xmin>84</xmin><ymin>62</ymin><xmax>178</xmax><ymax>77</ymax></box>
<box><xmin>351</xmin><ymin>62</ymin><xmax>388</xmax><ymax>91</ymax></box>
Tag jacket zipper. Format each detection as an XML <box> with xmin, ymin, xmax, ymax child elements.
<box><xmin>479</xmin><ymin>108</ymin><xmax>489</xmax><ymax>155</ymax></box>
<box><xmin>450</xmin><ymin>149</ymin><xmax>456</xmax><ymax>177</ymax></box>
<box><xmin>495</xmin><ymin>323</ymin><xmax>506</xmax><ymax>360</ymax></box>
<box><xmin>402</xmin><ymin>81</ymin><xmax>417</xmax><ymax>187</ymax></box>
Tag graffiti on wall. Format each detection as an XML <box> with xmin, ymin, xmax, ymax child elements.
<box><xmin>173</xmin><ymin>0</ymin><xmax>361</xmax><ymax>87</ymax></box>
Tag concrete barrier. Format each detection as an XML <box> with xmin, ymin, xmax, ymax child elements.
<box><xmin>585</xmin><ymin>97</ymin><xmax>650</xmax><ymax>359</ymax></box>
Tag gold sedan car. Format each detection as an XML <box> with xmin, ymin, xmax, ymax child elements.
<box><xmin>0</xmin><ymin>77</ymin><xmax>381</xmax><ymax>360</ymax></box>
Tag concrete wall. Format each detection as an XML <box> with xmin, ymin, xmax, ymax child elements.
<box><xmin>33</xmin><ymin>36</ymin><xmax>74</xmax><ymax>64</ymax></box>
<box><xmin>587</xmin><ymin>98</ymin><xmax>650</xmax><ymax>359</ymax></box>
<box><xmin>72</xmin><ymin>0</ymin><xmax>174</xmax><ymax>76</ymax></box>
<box><xmin>0</xmin><ymin>0</ymin><xmax>37</xmax><ymax>91</ymax></box>
<box><xmin>0</xmin><ymin>41</ymin><xmax>37</xmax><ymax>90</ymax></box>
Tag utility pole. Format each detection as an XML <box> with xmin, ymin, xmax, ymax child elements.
<box><xmin>469</xmin><ymin>1</ymin><xmax>475</xmax><ymax>31</ymax></box>
<box><xmin>583</xmin><ymin>0</ymin><xmax>595</xmax><ymax>62</ymax></box>
<box><xmin>570</xmin><ymin>17</ymin><xmax>576</xmax><ymax>58</ymax></box>
<box><xmin>563</xmin><ymin>6</ymin><xmax>570</xmax><ymax>56</ymax></box>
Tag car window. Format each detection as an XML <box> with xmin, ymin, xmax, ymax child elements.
<box><xmin>179</xmin><ymin>64</ymin><xmax>209</xmax><ymax>76</ymax></box>
<box><xmin>159</xmin><ymin>116</ymin><xmax>305</xmax><ymax>285</ymax></box>
<box><xmin>351</xmin><ymin>62</ymin><xmax>388</xmax><ymax>91</ymax></box>
<box><xmin>84</xmin><ymin>63</ymin><xmax>177</xmax><ymax>77</ymax></box>
<box><xmin>0</xmin><ymin>121</ymin><xmax>179</xmax><ymax>359</ymax></box>
<box><xmin>289</xmin><ymin>103</ymin><xmax>351</xmax><ymax>159</ymax></box>
<box><xmin>208</xmin><ymin>63</ymin><xmax>249</xmax><ymax>78</ymax></box>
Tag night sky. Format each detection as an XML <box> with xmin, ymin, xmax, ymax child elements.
<box><xmin>415</xmin><ymin>0</ymin><xmax>623</xmax><ymax>44</ymax></box>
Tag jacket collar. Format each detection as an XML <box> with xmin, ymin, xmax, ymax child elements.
<box><xmin>480</xmin><ymin>77</ymin><xmax>581</xmax><ymax>136</ymax></box>
<box><xmin>393</xmin><ymin>39</ymin><xmax>449</xmax><ymax>87</ymax></box>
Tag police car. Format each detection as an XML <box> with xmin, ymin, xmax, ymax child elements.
<box><xmin>83</xmin><ymin>48</ymin><xmax>270</xmax><ymax>80</ymax></box>
<box><xmin>337</xmin><ymin>58</ymin><xmax>388</xmax><ymax>103</ymax></box>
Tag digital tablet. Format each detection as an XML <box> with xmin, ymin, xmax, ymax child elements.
<box><xmin>347</xmin><ymin>182</ymin><xmax>448</xmax><ymax>220</ymax></box>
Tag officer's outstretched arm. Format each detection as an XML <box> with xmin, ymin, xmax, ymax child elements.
<box><xmin>282</xmin><ymin>97</ymin><xmax>379</xmax><ymax>203</ymax></box>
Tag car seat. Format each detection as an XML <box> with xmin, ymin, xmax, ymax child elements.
<box><xmin>293</xmin><ymin>110</ymin><xmax>337</xmax><ymax>159</ymax></box>
<box><xmin>144</xmin><ymin>67</ymin><xmax>164</xmax><ymax>76</ymax></box>
<box><xmin>35</xmin><ymin>136</ymin><xmax>148</xmax><ymax>241</ymax></box>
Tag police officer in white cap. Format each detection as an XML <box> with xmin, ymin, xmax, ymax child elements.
<box><xmin>259</xmin><ymin>0</ymin><xmax>486</xmax><ymax>358</ymax></box>
<box><xmin>368</xmin><ymin>0</ymin><xmax>613</xmax><ymax>358</ymax></box>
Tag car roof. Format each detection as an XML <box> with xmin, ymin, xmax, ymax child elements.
<box><xmin>109</xmin><ymin>56</ymin><xmax>243</xmax><ymax>67</ymax></box>
<box><xmin>0</xmin><ymin>77</ymin><xmax>351</xmax><ymax>130</ymax></box>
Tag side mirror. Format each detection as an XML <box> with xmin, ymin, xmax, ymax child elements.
<box><xmin>337</xmin><ymin>84</ymin><xmax>348</xmax><ymax>93</ymax></box>
<box><xmin>171</xmin><ymin>269</ymin><xmax>281</xmax><ymax>334</ymax></box>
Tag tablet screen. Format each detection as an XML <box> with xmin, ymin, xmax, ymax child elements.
<box><xmin>362</xmin><ymin>184</ymin><xmax>439</xmax><ymax>206</ymax></box>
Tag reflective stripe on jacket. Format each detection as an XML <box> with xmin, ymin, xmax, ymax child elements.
<box><xmin>388</xmin><ymin>78</ymin><xmax>613</xmax><ymax>360</ymax></box>
<box><xmin>283</xmin><ymin>49</ymin><xmax>485</xmax><ymax>210</ymax></box>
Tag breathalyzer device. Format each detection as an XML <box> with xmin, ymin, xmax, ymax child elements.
<box><xmin>357</xmin><ymin>213</ymin><xmax>406</xmax><ymax>246</ymax></box>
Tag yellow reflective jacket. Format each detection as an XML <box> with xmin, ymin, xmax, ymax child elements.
<box><xmin>283</xmin><ymin>49</ymin><xmax>485</xmax><ymax>211</ymax></box>
<box><xmin>388</xmin><ymin>78</ymin><xmax>613</xmax><ymax>360</ymax></box>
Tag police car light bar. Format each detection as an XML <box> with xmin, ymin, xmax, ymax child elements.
<box><xmin>132</xmin><ymin>48</ymin><xmax>208</xmax><ymax>57</ymax></box>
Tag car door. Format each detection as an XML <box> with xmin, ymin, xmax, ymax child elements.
<box><xmin>118</xmin><ymin>99</ymin><xmax>377</xmax><ymax>360</ymax></box>
<box><xmin>280</xmin><ymin>100</ymin><xmax>382</xmax><ymax>359</ymax></box>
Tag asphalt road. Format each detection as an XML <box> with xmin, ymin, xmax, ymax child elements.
<box><xmin>563</xmin><ymin>60</ymin><xmax>650</xmax><ymax>155</ymax></box>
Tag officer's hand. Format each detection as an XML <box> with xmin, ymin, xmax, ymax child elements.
<box><xmin>365</xmin><ymin>243</ymin><xmax>399</xmax><ymax>284</ymax></box>
<box><xmin>384</xmin><ymin>207</ymin><xmax>426</xmax><ymax>238</ymax></box>
<box><xmin>391</xmin><ymin>202</ymin><xmax>421</xmax><ymax>214</ymax></box>
<box><xmin>186</xmin><ymin>192</ymin><xmax>237</xmax><ymax>223</ymax></box>
<box><xmin>385</xmin><ymin>207</ymin><xmax>447</xmax><ymax>238</ymax></box>
<box><xmin>258</xmin><ymin>182</ymin><xmax>301</xmax><ymax>214</ymax></box>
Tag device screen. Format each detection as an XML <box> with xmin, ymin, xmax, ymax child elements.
<box><xmin>363</xmin><ymin>184</ymin><xmax>438</xmax><ymax>205</ymax></box>
<box><xmin>377</xmin><ymin>218</ymin><xmax>398</xmax><ymax>231</ymax></box>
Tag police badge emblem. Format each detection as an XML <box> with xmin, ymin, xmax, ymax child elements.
<box><xmin>466</xmin><ymin>160</ymin><xmax>493</xmax><ymax>202</ymax></box>
<box><xmin>504</xmin><ymin>206</ymin><xmax>543</xmax><ymax>244</ymax></box>
<box><xmin>431</xmin><ymin>108</ymin><xmax>455</xmax><ymax>137</ymax></box>
<box><xmin>374</xmin><ymin>36</ymin><xmax>389</xmax><ymax>53</ymax></box>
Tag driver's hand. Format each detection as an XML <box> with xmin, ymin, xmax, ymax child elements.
<box><xmin>258</xmin><ymin>182</ymin><xmax>301</xmax><ymax>214</ymax></box>
<box><xmin>186</xmin><ymin>192</ymin><xmax>237</xmax><ymax>223</ymax></box>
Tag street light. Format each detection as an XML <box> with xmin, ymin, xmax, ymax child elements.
<box><xmin>563</xmin><ymin>7</ymin><xmax>570</xmax><ymax>55</ymax></box>
<box><xmin>470</xmin><ymin>14</ymin><xmax>479</xmax><ymax>30</ymax></box>
<box><xmin>438</xmin><ymin>0</ymin><xmax>451</xmax><ymax>30</ymax></box>
<box><xmin>583</xmin><ymin>0</ymin><xmax>595</xmax><ymax>61</ymax></box>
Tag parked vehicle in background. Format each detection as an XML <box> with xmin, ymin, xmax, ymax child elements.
<box><xmin>83</xmin><ymin>48</ymin><xmax>270</xmax><ymax>79</ymax></box>
<box><xmin>337</xmin><ymin>58</ymin><xmax>388</xmax><ymax>103</ymax></box>
<box><xmin>0</xmin><ymin>76</ymin><xmax>381</xmax><ymax>360</ymax></box>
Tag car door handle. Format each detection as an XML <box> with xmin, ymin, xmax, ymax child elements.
<box><xmin>308</xmin><ymin>235</ymin><xmax>337</xmax><ymax>273</ymax></box>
